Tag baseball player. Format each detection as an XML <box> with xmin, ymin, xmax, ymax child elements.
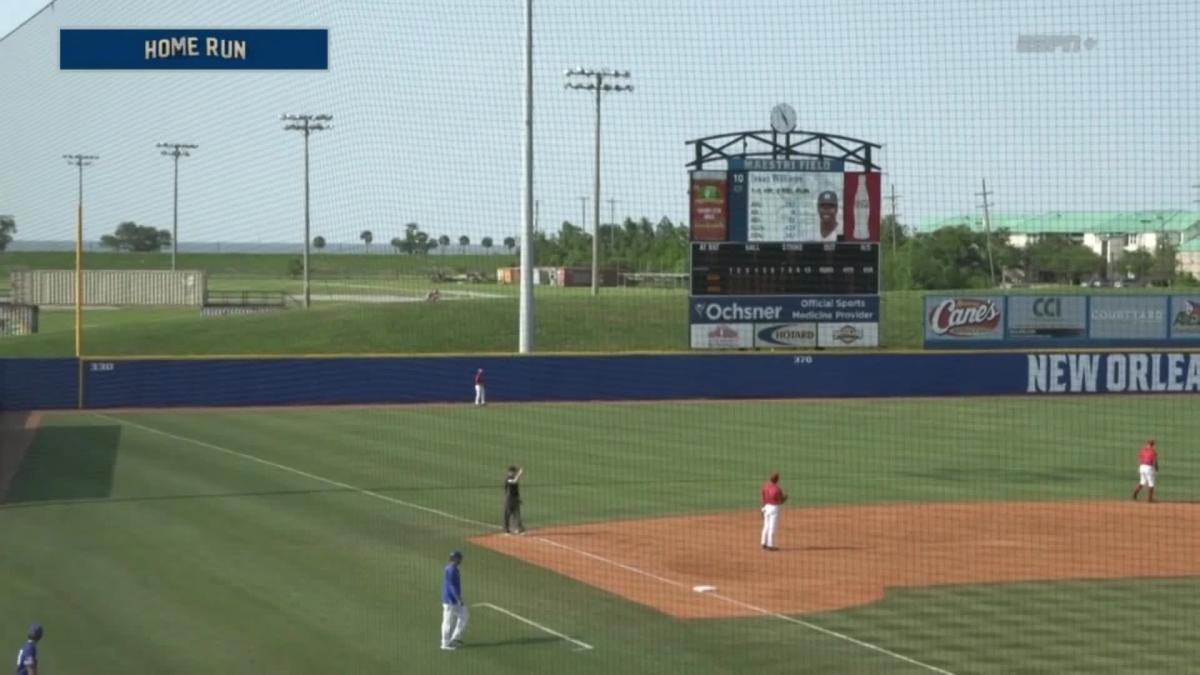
<box><xmin>816</xmin><ymin>190</ymin><xmax>841</xmax><ymax>241</ymax></box>
<box><xmin>440</xmin><ymin>550</ymin><xmax>468</xmax><ymax>650</ymax></box>
<box><xmin>503</xmin><ymin>465</ymin><xmax>526</xmax><ymax>534</ymax></box>
<box><xmin>15</xmin><ymin>624</ymin><xmax>43</xmax><ymax>675</ymax></box>
<box><xmin>473</xmin><ymin>368</ymin><xmax>486</xmax><ymax>406</ymax></box>
<box><xmin>760</xmin><ymin>472</ymin><xmax>788</xmax><ymax>551</ymax></box>
<box><xmin>1132</xmin><ymin>439</ymin><xmax>1160</xmax><ymax>502</ymax></box>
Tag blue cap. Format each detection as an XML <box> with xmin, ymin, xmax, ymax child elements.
<box><xmin>450</xmin><ymin>550</ymin><xmax>463</xmax><ymax>560</ymax></box>
<box><xmin>28</xmin><ymin>624</ymin><xmax>43</xmax><ymax>640</ymax></box>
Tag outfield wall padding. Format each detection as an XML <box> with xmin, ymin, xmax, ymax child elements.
<box><xmin>0</xmin><ymin>358</ymin><xmax>78</xmax><ymax>410</ymax></box>
<box><xmin>3</xmin><ymin>351</ymin><xmax>1199</xmax><ymax>410</ymax></box>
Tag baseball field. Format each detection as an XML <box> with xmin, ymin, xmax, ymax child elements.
<box><xmin>2</xmin><ymin>396</ymin><xmax>1197</xmax><ymax>674</ymax></box>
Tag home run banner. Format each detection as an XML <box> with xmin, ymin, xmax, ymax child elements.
<box><xmin>59</xmin><ymin>29</ymin><xmax>329</xmax><ymax>70</ymax></box>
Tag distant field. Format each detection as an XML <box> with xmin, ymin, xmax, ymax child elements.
<box><xmin>3</xmin><ymin>397</ymin><xmax>1197</xmax><ymax>674</ymax></box>
<box><xmin>0</xmin><ymin>250</ymin><xmax>517</xmax><ymax>281</ymax></box>
<box><xmin>0</xmin><ymin>250</ymin><xmax>1186</xmax><ymax>357</ymax></box>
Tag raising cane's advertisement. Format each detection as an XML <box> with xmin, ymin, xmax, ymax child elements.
<box><xmin>924</xmin><ymin>296</ymin><xmax>1005</xmax><ymax>342</ymax></box>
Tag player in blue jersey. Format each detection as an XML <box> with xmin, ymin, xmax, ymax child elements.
<box><xmin>15</xmin><ymin>624</ymin><xmax>42</xmax><ymax>675</ymax></box>
<box><xmin>440</xmin><ymin>550</ymin><xmax>468</xmax><ymax>650</ymax></box>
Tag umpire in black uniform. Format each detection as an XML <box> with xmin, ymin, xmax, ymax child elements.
<box><xmin>503</xmin><ymin>465</ymin><xmax>525</xmax><ymax>534</ymax></box>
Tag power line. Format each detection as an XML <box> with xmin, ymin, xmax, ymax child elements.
<box><xmin>975</xmin><ymin>178</ymin><xmax>997</xmax><ymax>287</ymax></box>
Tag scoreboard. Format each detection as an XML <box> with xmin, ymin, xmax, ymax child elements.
<box><xmin>688</xmin><ymin>159</ymin><xmax>883</xmax><ymax>350</ymax></box>
<box><xmin>692</xmin><ymin>241</ymin><xmax>878</xmax><ymax>295</ymax></box>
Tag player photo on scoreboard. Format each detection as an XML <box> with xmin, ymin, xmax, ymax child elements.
<box><xmin>747</xmin><ymin>171</ymin><xmax>850</xmax><ymax>242</ymax></box>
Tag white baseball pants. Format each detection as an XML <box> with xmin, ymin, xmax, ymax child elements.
<box><xmin>761</xmin><ymin>504</ymin><xmax>780</xmax><ymax>547</ymax></box>
<box><xmin>1139</xmin><ymin>464</ymin><xmax>1156</xmax><ymax>488</ymax></box>
<box><xmin>474</xmin><ymin>384</ymin><xmax>486</xmax><ymax>405</ymax></box>
<box><xmin>442</xmin><ymin>603</ymin><xmax>469</xmax><ymax>646</ymax></box>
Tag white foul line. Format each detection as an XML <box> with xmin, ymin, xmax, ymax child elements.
<box><xmin>533</xmin><ymin>536</ymin><xmax>954</xmax><ymax>675</ymax></box>
<box><xmin>91</xmin><ymin>414</ymin><xmax>502</xmax><ymax>532</ymax></box>
<box><xmin>474</xmin><ymin>603</ymin><xmax>593</xmax><ymax>651</ymax></box>
<box><xmin>96</xmin><ymin>413</ymin><xmax>951</xmax><ymax>674</ymax></box>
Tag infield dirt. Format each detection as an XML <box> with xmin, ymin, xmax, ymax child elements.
<box><xmin>473</xmin><ymin>501</ymin><xmax>1200</xmax><ymax>618</ymax></box>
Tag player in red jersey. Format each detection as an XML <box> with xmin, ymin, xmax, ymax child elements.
<box><xmin>760</xmin><ymin>472</ymin><xmax>788</xmax><ymax>551</ymax></box>
<box><xmin>1132</xmin><ymin>439</ymin><xmax>1159</xmax><ymax>502</ymax></box>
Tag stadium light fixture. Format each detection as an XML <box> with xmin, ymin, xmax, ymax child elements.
<box><xmin>281</xmin><ymin>113</ymin><xmax>333</xmax><ymax>309</ymax></box>
<box><xmin>156</xmin><ymin>142</ymin><xmax>199</xmax><ymax>271</ymax></box>
<box><xmin>564</xmin><ymin>67</ymin><xmax>632</xmax><ymax>296</ymax></box>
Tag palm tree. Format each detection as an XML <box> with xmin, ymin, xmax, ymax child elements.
<box><xmin>360</xmin><ymin>230</ymin><xmax>373</xmax><ymax>253</ymax></box>
<box><xmin>438</xmin><ymin>234</ymin><xmax>451</xmax><ymax>255</ymax></box>
<box><xmin>503</xmin><ymin>236</ymin><xmax>516</xmax><ymax>252</ymax></box>
<box><xmin>390</xmin><ymin>237</ymin><xmax>404</xmax><ymax>254</ymax></box>
<box><xmin>312</xmin><ymin>235</ymin><xmax>326</xmax><ymax>251</ymax></box>
<box><xmin>481</xmin><ymin>237</ymin><xmax>494</xmax><ymax>254</ymax></box>
<box><xmin>458</xmin><ymin>235</ymin><xmax>470</xmax><ymax>254</ymax></box>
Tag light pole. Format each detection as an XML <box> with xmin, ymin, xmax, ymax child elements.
<box><xmin>282</xmin><ymin>113</ymin><xmax>332</xmax><ymax>309</ymax></box>
<box><xmin>156</xmin><ymin>142</ymin><xmax>198</xmax><ymax>271</ymax></box>
<box><xmin>519</xmin><ymin>0</ymin><xmax>534</xmax><ymax>352</ymax></box>
<box><xmin>63</xmin><ymin>153</ymin><xmax>98</xmax><ymax>361</ymax></box>
<box><xmin>565</xmin><ymin>67</ymin><xmax>632</xmax><ymax>295</ymax></box>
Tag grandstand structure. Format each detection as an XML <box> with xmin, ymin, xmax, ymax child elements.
<box><xmin>921</xmin><ymin>211</ymin><xmax>1200</xmax><ymax>279</ymax></box>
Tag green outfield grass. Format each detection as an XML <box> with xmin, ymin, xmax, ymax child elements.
<box><xmin>3</xmin><ymin>397</ymin><xmax>1197</xmax><ymax>674</ymax></box>
<box><xmin>0</xmin><ymin>250</ymin><xmax>1189</xmax><ymax>357</ymax></box>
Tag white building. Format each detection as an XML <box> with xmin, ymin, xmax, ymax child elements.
<box><xmin>922</xmin><ymin>211</ymin><xmax>1200</xmax><ymax>275</ymax></box>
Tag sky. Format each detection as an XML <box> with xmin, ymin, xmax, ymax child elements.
<box><xmin>1</xmin><ymin>0</ymin><xmax>1198</xmax><ymax>246</ymax></box>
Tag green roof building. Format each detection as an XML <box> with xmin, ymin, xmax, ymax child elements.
<box><xmin>920</xmin><ymin>211</ymin><xmax>1200</xmax><ymax>279</ymax></box>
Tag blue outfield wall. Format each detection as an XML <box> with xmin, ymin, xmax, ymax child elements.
<box><xmin>0</xmin><ymin>358</ymin><xmax>78</xmax><ymax>410</ymax></box>
<box><xmin>2</xmin><ymin>351</ymin><xmax>1199</xmax><ymax>410</ymax></box>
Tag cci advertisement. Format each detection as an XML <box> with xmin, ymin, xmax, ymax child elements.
<box><xmin>925</xmin><ymin>294</ymin><xmax>1199</xmax><ymax>348</ymax></box>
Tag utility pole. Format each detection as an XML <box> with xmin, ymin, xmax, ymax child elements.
<box><xmin>976</xmin><ymin>178</ymin><xmax>998</xmax><ymax>287</ymax></box>
<box><xmin>156</xmin><ymin>142</ymin><xmax>198</xmax><ymax>271</ymax></box>
<box><xmin>886</xmin><ymin>184</ymin><xmax>901</xmax><ymax>258</ymax></box>
<box><xmin>281</xmin><ymin>113</ymin><xmax>332</xmax><ymax>309</ymax></box>
<box><xmin>565</xmin><ymin>67</ymin><xmax>632</xmax><ymax>295</ymax></box>
<box><xmin>607</xmin><ymin>197</ymin><xmax>617</xmax><ymax>251</ymax></box>
<box><xmin>63</xmin><ymin>153</ymin><xmax>98</xmax><ymax>361</ymax></box>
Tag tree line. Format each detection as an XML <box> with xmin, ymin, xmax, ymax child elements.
<box><xmin>7</xmin><ymin>215</ymin><xmax>1194</xmax><ymax>289</ymax></box>
<box><xmin>879</xmin><ymin>218</ymin><xmax>1195</xmax><ymax>289</ymax></box>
